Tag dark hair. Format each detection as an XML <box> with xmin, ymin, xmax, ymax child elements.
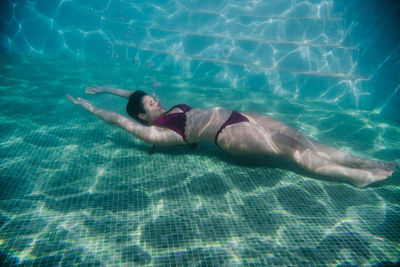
<box><xmin>126</xmin><ymin>90</ymin><xmax>148</xmax><ymax>125</ymax></box>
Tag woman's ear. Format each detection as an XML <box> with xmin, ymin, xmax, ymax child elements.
<box><xmin>138</xmin><ymin>113</ymin><xmax>147</xmax><ymax>121</ymax></box>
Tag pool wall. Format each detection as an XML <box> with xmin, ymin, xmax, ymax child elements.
<box><xmin>1</xmin><ymin>0</ymin><xmax>399</xmax><ymax>122</ymax></box>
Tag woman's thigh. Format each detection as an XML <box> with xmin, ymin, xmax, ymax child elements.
<box><xmin>216</xmin><ymin>122</ymin><xmax>280</xmax><ymax>155</ymax></box>
<box><xmin>244</xmin><ymin>112</ymin><xmax>316</xmax><ymax>150</ymax></box>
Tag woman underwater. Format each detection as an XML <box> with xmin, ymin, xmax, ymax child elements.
<box><xmin>67</xmin><ymin>85</ymin><xmax>397</xmax><ymax>188</ymax></box>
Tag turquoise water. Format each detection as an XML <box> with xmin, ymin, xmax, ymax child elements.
<box><xmin>1</xmin><ymin>55</ymin><xmax>399</xmax><ymax>266</ymax></box>
<box><xmin>2</xmin><ymin>0</ymin><xmax>400</xmax><ymax>123</ymax></box>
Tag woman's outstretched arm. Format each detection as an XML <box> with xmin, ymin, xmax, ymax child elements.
<box><xmin>66</xmin><ymin>94</ymin><xmax>185</xmax><ymax>146</ymax></box>
<box><xmin>85</xmin><ymin>85</ymin><xmax>133</xmax><ymax>99</ymax></box>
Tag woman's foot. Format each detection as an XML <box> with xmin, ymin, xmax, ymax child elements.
<box><xmin>354</xmin><ymin>164</ymin><xmax>397</xmax><ymax>187</ymax></box>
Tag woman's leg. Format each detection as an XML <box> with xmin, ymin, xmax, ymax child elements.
<box><xmin>245</xmin><ymin>112</ymin><xmax>396</xmax><ymax>171</ymax></box>
<box><xmin>278</xmin><ymin>126</ymin><xmax>397</xmax><ymax>174</ymax></box>
<box><xmin>308</xmin><ymin>139</ymin><xmax>397</xmax><ymax>171</ymax></box>
<box><xmin>217</xmin><ymin>123</ymin><xmax>395</xmax><ymax>187</ymax></box>
<box><xmin>270</xmin><ymin>132</ymin><xmax>395</xmax><ymax>187</ymax></box>
<box><xmin>280</xmin><ymin>127</ymin><xmax>397</xmax><ymax>170</ymax></box>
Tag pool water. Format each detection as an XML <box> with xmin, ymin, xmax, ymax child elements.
<box><xmin>0</xmin><ymin>55</ymin><xmax>399</xmax><ymax>266</ymax></box>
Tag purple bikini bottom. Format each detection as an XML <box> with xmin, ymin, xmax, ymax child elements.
<box><xmin>214</xmin><ymin>111</ymin><xmax>249</xmax><ymax>146</ymax></box>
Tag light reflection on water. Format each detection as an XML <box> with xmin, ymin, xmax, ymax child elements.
<box><xmin>0</xmin><ymin>56</ymin><xmax>399</xmax><ymax>266</ymax></box>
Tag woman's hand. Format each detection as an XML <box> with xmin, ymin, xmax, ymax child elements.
<box><xmin>66</xmin><ymin>94</ymin><xmax>94</xmax><ymax>112</ymax></box>
<box><xmin>85</xmin><ymin>85</ymin><xmax>108</xmax><ymax>94</ymax></box>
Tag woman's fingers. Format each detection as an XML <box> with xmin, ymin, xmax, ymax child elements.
<box><xmin>85</xmin><ymin>86</ymin><xmax>96</xmax><ymax>94</ymax></box>
<box><xmin>66</xmin><ymin>94</ymin><xmax>77</xmax><ymax>103</ymax></box>
<box><xmin>66</xmin><ymin>94</ymin><xmax>90</xmax><ymax>106</ymax></box>
<box><xmin>85</xmin><ymin>85</ymin><xmax>105</xmax><ymax>94</ymax></box>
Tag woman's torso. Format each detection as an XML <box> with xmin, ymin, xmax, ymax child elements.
<box><xmin>185</xmin><ymin>107</ymin><xmax>233</xmax><ymax>143</ymax></box>
<box><xmin>156</xmin><ymin>105</ymin><xmax>293</xmax><ymax>144</ymax></box>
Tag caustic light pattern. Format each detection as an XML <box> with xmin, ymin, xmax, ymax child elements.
<box><xmin>1</xmin><ymin>0</ymin><xmax>399</xmax><ymax>118</ymax></box>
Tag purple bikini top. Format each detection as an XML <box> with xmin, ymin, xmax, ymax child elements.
<box><xmin>152</xmin><ymin>104</ymin><xmax>192</xmax><ymax>142</ymax></box>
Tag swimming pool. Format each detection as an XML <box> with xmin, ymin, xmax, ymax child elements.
<box><xmin>1</xmin><ymin>1</ymin><xmax>399</xmax><ymax>266</ymax></box>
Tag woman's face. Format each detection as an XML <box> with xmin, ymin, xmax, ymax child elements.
<box><xmin>141</xmin><ymin>95</ymin><xmax>166</xmax><ymax>123</ymax></box>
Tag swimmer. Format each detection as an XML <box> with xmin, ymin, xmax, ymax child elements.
<box><xmin>66</xmin><ymin>85</ymin><xmax>397</xmax><ymax>188</ymax></box>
